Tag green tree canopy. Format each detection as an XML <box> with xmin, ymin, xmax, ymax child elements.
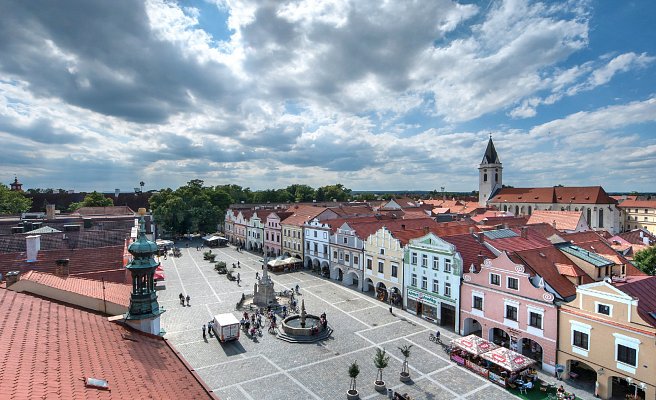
<box><xmin>69</xmin><ymin>191</ymin><xmax>113</xmax><ymax>211</ymax></box>
<box><xmin>0</xmin><ymin>184</ymin><xmax>32</xmax><ymax>214</ymax></box>
<box><xmin>633</xmin><ymin>246</ymin><xmax>656</xmax><ymax>276</ymax></box>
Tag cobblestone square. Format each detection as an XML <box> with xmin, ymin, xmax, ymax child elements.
<box><xmin>160</xmin><ymin>243</ymin><xmax>536</xmax><ymax>399</ymax></box>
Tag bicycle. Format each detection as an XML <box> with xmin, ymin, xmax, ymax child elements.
<box><xmin>428</xmin><ymin>333</ymin><xmax>442</xmax><ymax>345</ymax></box>
<box><xmin>268</xmin><ymin>322</ymin><xmax>277</xmax><ymax>334</ymax></box>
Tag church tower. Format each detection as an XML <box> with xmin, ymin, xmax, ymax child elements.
<box><xmin>124</xmin><ymin>208</ymin><xmax>165</xmax><ymax>335</ymax></box>
<box><xmin>478</xmin><ymin>136</ymin><xmax>502</xmax><ymax>206</ymax></box>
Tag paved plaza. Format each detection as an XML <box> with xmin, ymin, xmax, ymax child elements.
<box><xmin>158</xmin><ymin>241</ymin><xmax>589</xmax><ymax>400</ymax></box>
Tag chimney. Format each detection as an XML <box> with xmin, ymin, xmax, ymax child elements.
<box><xmin>115</xmin><ymin>188</ymin><xmax>120</xmax><ymax>198</ymax></box>
<box><xmin>26</xmin><ymin>235</ymin><xmax>41</xmax><ymax>262</ymax></box>
<box><xmin>521</xmin><ymin>227</ymin><xmax>528</xmax><ymax>239</ymax></box>
<box><xmin>401</xmin><ymin>224</ymin><xmax>406</xmax><ymax>230</ymax></box>
<box><xmin>477</xmin><ymin>251</ymin><xmax>486</xmax><ymax>266</ymax></box>
<box><xmin>46</xmin><ymin>204</ymin><xmax>56</xmax><ymax>220</ymax></box>
<box><xmin>477</xmin><ymin>233</ymin><xmax>485</xmax><ymax>243</ymax></box>
<box><xmin>5</xmin><ymin>271</ymin><xmax>20</xmax><ymax>287</ymax></box>
<box><xmin>469</xmin><ymin>227</ymin><xmax>474</xmax><ymax>234</ymax></box>
<box><xmin>55</xmin><ymin>259</ymin><xmax>70</xmax><ymax>276</ymax></box>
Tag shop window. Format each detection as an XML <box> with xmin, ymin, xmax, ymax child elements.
<box><xmin>421</xmin><ymin>276</ymin><xmax>428</xmax><ymax>290</ymax></box>
<box><xmin>490</xmin><ymin>273</ymin><xmax>501</xmax><ymax>286</ymax></box>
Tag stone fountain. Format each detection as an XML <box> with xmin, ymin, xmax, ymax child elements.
<box><xmin>280</xmin><ymin>299</ymin><xmax>329</xmax><ymax>339</ymax></box>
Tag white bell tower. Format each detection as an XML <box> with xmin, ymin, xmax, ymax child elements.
<box><xmin>478</xmin><ymin>135</ymin><xmax>502</xmax><ymax>206</ymax></box>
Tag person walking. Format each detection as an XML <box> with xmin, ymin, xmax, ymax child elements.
<box><xmin>237</xmin><ymin>261</ymin><xmax>240</xmax><ymax>268</ymax></box>
<box><xmin>202</xmin><ymin>324</ymin><xmax>207</xmax><ymax>340</ymax></box>
<box><xmin>179</xmin><ymin>293</ymin><xmax>184</xmax><ymax>305</ymax></box>
<box><xmin>295</xmin><ymin>284</ymin><xmax>300</xmax><ymax>294</ymax></box>
<box><xmin>186</xmin><ymin>294</ymin><xmax>190</xmax><ymax>306</ymax></box>
<box><xmin>208</xmin><ymin>321</ymin><xmax>214</xmax><ymax>337</ymax></box>
<box><xmin>237</xmin><ymin>273</ymin><xmax>240</xmax><ymax>285</ymax></box>
<box><xmin>255</xmin><ymin>272</ymin><xmax>259</xmax><ymax>280</ymax></box>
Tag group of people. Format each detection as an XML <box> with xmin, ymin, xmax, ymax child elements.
<box><xmin>202</xmin><ymin>320</ymin><xmax>215</xmax><ymax>340</ymax></box>
<box><xmin>240</xmin><ymin>311</ymin><xmax>266</xmax><ymax>336</ymax></box>
<box><xmin>179</xmin><ymin>293</ymin><xmax>190</xmax><ymax>306</ymax></box>
<box><xmin>556</xmin><ymin>385</ymin><xmax>576</xmax><ymax>400</ymax></box>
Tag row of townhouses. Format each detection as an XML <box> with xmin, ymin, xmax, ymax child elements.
<box><xmin>222</xmin><ymin>139</ymin><xmax>656</xmax><ymax>400</ymax></box>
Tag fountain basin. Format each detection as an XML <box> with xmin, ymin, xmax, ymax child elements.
<box><xmin>281</xmin><ymin>314</ymin><xmax>325</xmax><ymax>336</ymax></box>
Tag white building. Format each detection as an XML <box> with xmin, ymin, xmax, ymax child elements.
<box><xmin>303</xmin><ymin>218</ymin><xmax>332</xmax><ymax>275</ymax></box>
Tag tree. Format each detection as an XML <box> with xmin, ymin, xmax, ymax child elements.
<box><xmin>69</xmin><ymin>191</ymin><xmax>113</xmax><ymax>211</ymax></box>
<box><xmin>319</xmin><ymin>184</ymin><xmax>351</xmax><ymax>202</ymax></box>
<box><xmin>398</xmin><ymin>344</ymin><xmax>412</xmax><ymax>377</ymax></box>
<box><xmin>633</xmin><ymin>246</ymin><xmax>656</xmax><ymax>276</ymax></box>
<box><xmin>0</xmin><ymin>184</ymin><xmax>32</xmax><ymax>214</ymax></box>
<box><xmin>373</xmin><ymin>347</ymin><xmax>390</xmax><ymax>385</ymax></box>
<box><xmin>348</xmin><ymin>360</ymin><xmax>360</xmax><ymax>395</ymax></box>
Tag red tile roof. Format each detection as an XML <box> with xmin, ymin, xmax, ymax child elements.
<box><xmin>612</xmin><ymin>276</ymin><xmax>656</xmax><ymax>328</ymax></box>
<box><xmin>616</xmin><ymin>229</ymin><xmax>656</xmax><ymax>246</ymax></box>
<box><xmin>616</xmin><ymin>199</ymin><xmax>656</xmax><ymax>209</ymax></box>
<box><xmin>442</xmin><ymin>234</ymin><xmax>495</xmax><ymax>272</ymax></box>
<box><xmin>479</xmin><ymin>216</ymin><xmax>528</xmax><ymax>228</ymax></box>
<box><xmin>0</xmin><ymin>245</ymin><xmax>128</xmax><ymax>284</ymax></box>
<box><xmin>512</xmin><ymin>246</ymin><xmax>593</xmax><ymax>298</ymax></box>
<box><xmin>491</xmin><ymin>186</ymin><xmax>616</xmax><ymax>204</ymax></box>
<box><xmin>19</xmin><ymin>271</ymin><xmax>131</xmax><ymax>308</ymax></box>
<box><xmin>523</xmin><ymin>223</ymin><xmax>562</xmax><ymax>241</ymax></box>
<box><xmin>527</xmin><ymin>210</ymin><xmax>584</xmax><ymax>231</ymax></box>
<box><xmin>483</xmin><ymin>227</ymin><xmax>552</xmax><ymax>252</ymax></box>
<box><xmin>280</xmin><ymin>205</ymin><xmax>328</xmax><ymax>226</ymax></box>
<box><xmin>560</xmin><ymin>232</ymin><xmax>644</xmax><ymax>276</ymax></box>
<box><xmin>0</xmin><ymin>289</ymin><xmax>216</xmax><ymax>399</ymax></box>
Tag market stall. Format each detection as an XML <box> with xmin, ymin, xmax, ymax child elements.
<box><xmin>480</xmin><ymin>347</ymin><xmax>536</xmax><ymax>388</ymax></box>
<box><xmin>450</xmin><ymin>335</ymin><xmax>499</xmax><ymax>377</ymax></box>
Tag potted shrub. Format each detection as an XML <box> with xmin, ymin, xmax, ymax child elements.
<box><xmin>398</xmin><ymin>344</ymin><xmax>412</xmax><ymax>382</ymax></box>
<box><xmin>347</xmin><ymin>361</ymin><xmax>360</xmax><ymax>400</ymax></box>
<box><xmin>215</xmin><ymin>261</ymin><xmax>227</xmax><ymax>274</ymax></box>
<box><xmin>373</xmin><ymin>348</ymin><xmax>390</xmax><ymax>393</ymax></box>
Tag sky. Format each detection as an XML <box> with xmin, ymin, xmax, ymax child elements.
<box><xmin>1</xmin><ymin>0</ymin><xmax>655</xmax><ymax>193</ymax></box>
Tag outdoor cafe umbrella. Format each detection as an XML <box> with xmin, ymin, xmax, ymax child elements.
<box><xmin>153</xmin><ymin>271</ymin><xmax>165</xmax><ymax>281</ymax></box>
<box><xmin>480</xmin><ymin>347</ymin><xmax>536</xmax><ymax>373</ymax></box>
<box><xmin>451</xmin><ymin>334</ymin><xmax>500</xmax><ymax>356</ymax></box>
<box><xmin>267</xmin><ymin>259</ymin><xmax>288</xmax><ymax>267</ymax></box>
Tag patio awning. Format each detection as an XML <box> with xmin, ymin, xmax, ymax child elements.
<box><xmin>480</xmin><ymin>347</ymin><xmax>536</xmax><ymax>372</ymax></box>
<box><xmin>282</xmin><ymin>257</ymin><xmax>300</xmax><ymax>264</ymax></box>
<box><xmin>267</xmin><ymin>259</ymin><xmax>288</xmax><ymax>267</ymax></box>
<box><xmin>451</xmin><ymin>334</ymin><xmax>499</xmax><ymax>356</ymax></box>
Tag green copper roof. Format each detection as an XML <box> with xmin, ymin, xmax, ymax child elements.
<box><xmin>557</xmin><ymin>243</ymin><xmax>614</xmax><ymax>268</ymax></box>
<box><xmin>482</xmin><ymin>229</ymin><xmax>518</xmax><ymax>240</ymax></box>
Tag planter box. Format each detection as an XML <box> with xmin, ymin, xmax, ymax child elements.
<box><xmin>400</xmin><ymin>372</ymin><xmax>411</xmax><ymax>382</ymax></box>
<box><xmin>374</xmin><ymin>381</ymin><xmax>386</xmax><ymax>393</ymax></box>
<box><xmin>346</xmin><ymin>389</ymin><xmax>359</xmax><ymax>400</ymax></box>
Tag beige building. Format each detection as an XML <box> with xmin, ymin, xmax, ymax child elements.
<box><xmin>280</xmin><ymin>205</ymin><xmax>331</xmax><ymax>260</ymax></box>
<box><xmin>618</xmin><ymin>199</ymin><xmax>656</xmax><ymax>235</ymax></box>
<box><xmin>558</xmin><ymin>277</ymin><xmax>656</xmax><ymax>400</ymax></box>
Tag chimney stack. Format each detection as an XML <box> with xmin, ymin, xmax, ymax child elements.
<box><xmin>115</xmin><ymin>188</ymin><xmax>120</xmax><ymax>198</ymax></box>
<box><xmin>5</xmin><ymin>271</ymin><xmax>20</xmax><ymax>287</ymax></box>
<box><xmin>46</xmin><ymin>204</ymin><xmax>56</xmax><ymax>220</ymax></box>
<box><xmin>26</xmin><ymin>235</ymin><xmax>41</xmax><ymax>262</ymax></box>
<box><xmin>521</xmin><ymin>227</ymin><xmax>528</xmax><ymax>239</ymax></box>
<box><xmin>55</xmin><ymin>259</ymin><xmax>70</xmax><ymax>277</ymax></box>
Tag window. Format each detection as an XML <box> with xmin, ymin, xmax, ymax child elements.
<box><xmin>313</xmin><ymin>231</ymin><xmax>317</xmax><ymax>237</ymax></box>
<box><xmin>597</xmin><ymin>304</ymin><xmax>610</xmax><ymax>316</ymax></box>
<box><xmin>313</xmin><ymin>243</ymin><xmax>318</xmax><ymax>252</ymax></box>
<box><xmin>354</xmin><ymin>256</ymin><xmax>359</xmax><ymax>266</ymax></box>
<box><xmin>617</xmin><ymin>345</ymin><xmax>637</xmax><ymax>367</ymax></box>
<box><xmin>306</xmin><ymin>242</ymin><xmax>310</xmax><ymax>250</ymax></box>
<box><xmin>505</xmin><ymin>305</ymin><xmax>518</xmax><ymax>321</ymax></box>
<box><xmin>573</xmin><ymin>331</ymin><xmax>589</xmax><ymax>350</ymax></box>
<box><xmin>323</xmin><ymin>232</ymin><xmax>327</xmax><ymax>239</ymax></box>
<box><xmin>432</xmin><ymin>257</ymin><xmax>439</xmax><ymax>270</ymax></box>
<box><xmin>411</xmin><ymin>252</ymin><xmax>417</xmax><ymax>265</ymax></box>
<box><xmin>507</xmin><ymin>277</ymin><xmax>519</xmax><ymax>290</ymax></box>
<box><xmin>391</xmin><ymin>264</ymin><xmax>398</xmax><ymax>277</ymax></box>
<box><xmin>366</xmin><ymin>259</ymin><xmax>372</xmax><ymax>270</ymax></box>
<box><xmin>379</xmin><ymin>248</ymin><xmax>385</xmax><ymax>255</ymax></box>
<box><xmin>444</xmin><ymin>259</ymin><xmax>451</xmax><ymax>273</ymax></box>
<box><xmin>473</xmin><ymin>296</ymin><xmax>483</xmax><ymax>310</ymax></box>
<box><xmin>490</xmin><ymin>273</ymin><xmax>501</xmax><ymax>286</ymax></box>
<box><xmin>421</xmin><ymin>276</ymin><xmax>428</xmax><ymax>290</ymax></box>
<box><xmin>529</xmin><ymin>312</ymin><xmax>542</xmax><ymax>329</ymax></box>
<box><xmin>432</xmin><ymin>280</ymin><xmax>439</xmax><ymax>293</ymax></box>
<box><xmin>345</xmin><ymin>253</ymin><xmax>350</xmax><ymax>263</ymax></box>
<box><xmin>421</xmin><ymin>254</ymin><xmax>428</xmax><ymax>267</ymax></box>
<box><xmin>598</xmin><ymin>209</ymin><xmax>604</xmax><ymax>228</ymax></box>
<box><xmin>333</xmin><ymin>251</ymin><xmax>338</xmax><ymax>260</ymax></box>
<box><xmin>323</xmin><ymin>245</ymin><xmax>328</xmax><ymax>254</ymax></box>
<box><xmin>411</xmin><ymin>274</ymin><xmax>417</xmax><ymax>286</ymax></box>
<box><xmin>343</xmin><ymin>237</ymin><xmax>348</xmax><ymax>244</ymax></box>
<box><xmin>444</xmin><ymin>283</ymin><xmax>451</xmax><ymax>297</ymax></box>
<box><xmin>339</xmin><ymin>251</ymin><xmax>343</xmax><ymax>260</ymax></box>
<box><xmin>378</xmin><ymin>261</ymin><xmax>384</xmax><ymax>273</ymax></box>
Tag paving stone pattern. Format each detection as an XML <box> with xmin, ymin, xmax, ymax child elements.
<box><xmin>160</xmin><ymin>242</ymin><xmax>547</xmax><ymax>399</ymax></box>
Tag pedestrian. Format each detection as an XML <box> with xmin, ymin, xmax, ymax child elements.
<box><xmin>237</xmin><ymin>273</ymin><xmax>240</xmax><ymax>285</ymax></box>
<box><xmin>237</xmin><ymin>261</ymin><xmax>240</xmax><ymax>268</ymax></box>
<box><xmin>389</xmin><ymin>306</ymin><xmax>393</xmax><ymax>314</ymax></box>
<box><xmin>208</xmin><ymin>321</ymin><xmax>213</xmax><ymax>336</ymax></box>
<box><xmin>186</xmin><ymin>294</ymin><xmax>190</xmax><ymax>306</ymax></box>
<box><xmin>295</xmin><ymin>284</ymin><xmax>299</xmax><ymax>294</ymax></box>
<box><xmin>179</xmin><ymin>293</ymin><xmax>184</xmax><ymax>305</ymax></box>
<box><xmin>256</xmin><ymin>272</ymin><xmax>259</xmax><ymax>280</ymax></box>
<box><xmin>202</xmin><ymin>324</ymin><xmax>206</xmax><ymax>340</ymax></box>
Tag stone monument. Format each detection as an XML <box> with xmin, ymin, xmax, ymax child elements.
<box><xmin>253</xmin><ymin>259</ymin><xmax>276</xmax><ymax>306</ymax></box>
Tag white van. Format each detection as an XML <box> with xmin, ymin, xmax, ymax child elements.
<box><xmin>212</xmin><ymin>313</ymin><xmax>240</xmax><ymax>342</ymax></box>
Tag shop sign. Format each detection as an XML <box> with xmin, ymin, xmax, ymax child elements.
<box><xmin>451</xmin><ymin>354</ymin><xmax>466</xmax><ymax>366</ymax></box>
<box><xmin>407</xmin><ymin>289</ymin><xmax>439</xmax><ymax>306</ymax></box>
<box><xmin>465</xmin><ymin>360</ymin><xmax>490</xmax><ymax>378</ymax></box>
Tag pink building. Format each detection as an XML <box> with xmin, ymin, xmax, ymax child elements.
<box><xmin>461</xmin><ymin>249</ymin><xmax>579</xmax><ymax>374</ymax></box>
<box><xmin>264</xmin><ymin>211</ymin><xmax>292</xmax><ymax>257</ymax></box>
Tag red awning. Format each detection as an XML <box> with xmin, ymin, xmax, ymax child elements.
<box><xmin>153</xmin><ymin>272</ymin><xmax>165</xmax><ymax>281</ymax></box>
<box><xmin>480</xmin><ymin>347</ymin><xmax>536</xmax><ymax>372</ymax></box>
<box><xmin>451</xmin><ymin>334</ymin><xmax>499</xmax><ymax>356</ymax></box>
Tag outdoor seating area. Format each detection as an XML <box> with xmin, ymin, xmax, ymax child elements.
<box><xmin>266</xmin><ymin>257</ymin><xmax>303</xmax><ymax>273</ymax></box>
<box><xmin>448</xmin><ymin>335</ymin><xmax>571</xmax><ymax>399</ymax></box>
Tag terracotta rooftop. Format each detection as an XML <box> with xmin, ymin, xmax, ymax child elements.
<box><xmin>482</xmin><ymin>227</ymin><xmax>552</xmax><ymax>253</ymax></box>
<box><xmin>0</xmin><ymin>289</ymin><xmax>215</xmax><ymax>399</ymax></box>
<box><xmin>280</xmin><ymin>205</ymin><xmax>328</xmax><ymax>226</ymax></box>
<box><xmin>616</xmin><ymin>199</ymin><xmax>656</xmax><ymax>209</ymax></box>
<box><xmin>72</xmin><ymin>206</ymin><xmax>135</xmax><ymax>216</ymax></box>
<box><xmin>442</xmin><ymin>233</ymin><xmax>495</xmax><ymax>272</ymax></box>
<box><xmin>19</xmin><ymin>271</ymin><xmax>131</xmax><ymax>308</ymax></box>
<box><xmin>491</xmin><ymin>186</ymin><xmax>616</xmax><ymax>205</ymax></box>
<box><xmin>0</xmin><ymin>230</ymin><xmax>129</xmax><ymax>253</ymax></box>
<box><xmin>612</xmin><ymin>276</ymin><xmax>656</xmax><ymax>328</ymax></box>
<box><xmin>0</xmin><ymin>245</ymin><xmax>128</xmax><ymax>284</ymax></box>
<box><xmin>616</xmin><ymin>229</ymin><xmax>656</xmax><ymax>247</ymax></box>
<box><xmin>512</xmin><ymin>246</ymin><xmax>593</xmax><ymax>299</ymax></box>
<box><xmin>527</xmin><ymin>210</ymin><xmax>584</xmax><ymax>231</ymax></box>
<box><xmin>560</xmin><ymin>232</ymin><xmax>644</xmax><ymax>276</ymax></box>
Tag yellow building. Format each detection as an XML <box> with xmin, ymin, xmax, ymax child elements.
<box><xmin>280</xmin><ymin>205</ymin><xmax>329</xmax><ymax>260</ymax></box>
<box><xmin>618</xmin><ymin>199</ymin><xmax>656</xmax><ymax>235</ymax></box>
<box><xmin>558</xmin><ymin>277</ymin><xmax>656</xmax><ymax>400</ymax></box>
